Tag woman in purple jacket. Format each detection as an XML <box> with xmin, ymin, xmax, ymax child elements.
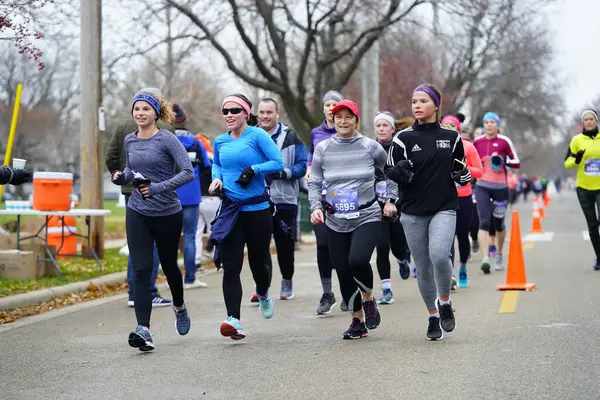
<box><xmin>306</xmin><ymin>90</ymin><xmax>348</xmax><ymax>315</ymax></box>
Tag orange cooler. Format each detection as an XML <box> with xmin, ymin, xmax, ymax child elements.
<box><xmin>32</xmin><ymin>172</ymin><xmax>74</xmax><ymax>211</ymax></box>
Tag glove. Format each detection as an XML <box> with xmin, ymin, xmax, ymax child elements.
<box><xmin>270</xmin><ymin>170</ymin><xmax>288</xmax><ymax>180</ymax></box>
<box><xmin>235</xmin><ymin>166</ymin><xmax>255</xmax><ymax>188</ymax></box>
<box><xmin>574</xmin><ymin>150</ymin><xmax>586</xmax><ymax>164</ymax></box>
<box><xmin>451</xmin><ymin>168</ymin><xmax>472</xmax><ymax>186</ymax></box>
<box><xmin>393</xmin><ymin>159</ymin><xmax>414</xmax><ymax>183</ymax></box>
<box><xmin>9</xmin><ymin>169</ymin><xmax>32</xmax><ymax>185</ymax></box>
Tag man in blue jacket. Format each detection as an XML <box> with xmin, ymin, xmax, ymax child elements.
<box><xmin>173</xmin><ymin>104</ymin><xmax>211</xmax><ymax>289</ymax></box>
<box><xmin>257</xmin><ymin>98</ymin><xmax>308</xmax><ymax>301</ymax></box>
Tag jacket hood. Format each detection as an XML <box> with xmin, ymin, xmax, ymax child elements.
<box><xmin>330</xmin><ymin>131</ymin><xmax>364</xmax><ymax>144</ymax></box>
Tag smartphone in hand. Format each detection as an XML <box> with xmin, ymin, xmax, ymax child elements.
<box><xmin>452</xmin><ymin>159</ymin><xmax>467</xmax><ymax>171</ymax></box>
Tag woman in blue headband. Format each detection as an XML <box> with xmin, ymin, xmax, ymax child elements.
<box><xmin>112</xmin><ymin>91</ymin><xmax>195</xmax><ymax>352</ymax></box>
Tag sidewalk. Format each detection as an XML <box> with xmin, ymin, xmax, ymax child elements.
<box><xmin>0</xmin><ymin>233</ymin><xmax>316</xmax><ymax>311</ymax></box>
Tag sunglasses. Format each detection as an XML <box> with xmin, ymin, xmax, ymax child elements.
<box><xmin>221</xmin><ymin>108</ymin><xmax>244</xmax><ymax>115</ymax></box>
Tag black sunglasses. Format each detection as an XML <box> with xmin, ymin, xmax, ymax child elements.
<box><xmin>222</xmin><ymin>107</ymin><xmax>244</xmax><ymax>115</ymax></box>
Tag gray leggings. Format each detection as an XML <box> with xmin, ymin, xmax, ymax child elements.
<box><xmin>400</xmin><ymin>210</ymin><xmax>456</xmax><ymax>311</ymax></box>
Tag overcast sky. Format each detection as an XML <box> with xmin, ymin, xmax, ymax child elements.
<box><xmin>549</xmin><ymin>0</ymin><xmax>600</xmax><ymax>113</ymax></box>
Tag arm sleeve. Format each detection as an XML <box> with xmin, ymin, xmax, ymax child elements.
<box><xmin>0</xmin><ymin>166</ymin><xmax>13</xmax><ymax>184</ymax></box>
<box><xmin>285</xmin><ymin>143</ymin><xmax>308</xmax><ymax>180</ymax></box>
<box><xmin>452</xmin><ymin>133</ymin><xmax>466</xmax><ymax>162</ymax></box>
<box><xmin>121</xmin><ymin>139</ymin><xmax>134</xmax><ymax>183</ymax></box>
<box><xmin>307</xmin><ymin>144</ymin><xmax>325</xmax><ymax>212</ymax></box>
<box><xmin>466</xmin><ymin>142</ymin><xmax>483</xmax><ymax>178</ymax></box>
<box><xmin>149</xmin><ymin>135</ymin><xmax>194</xmax><ymax>195</ymax></box>
<box><xmin>504</xmin><ymin>136</ymin><xmax>521</xmax><ymax>168</ymax></box>
<box><xmin>307</xmin><ymin>131</ymin><xmax>315</xmax><ymax>166</ymax></box>
<box><xmin>212</xmin><ymin>139</ymin><xmax>223</xmax><ymax>181</ymax></box>
<box><xmin>385</xmin><ymin>134</ymin><xmax>409</xmax><ymax>184</ymax></box>
<box><xmin>564</xmin><ymin>137</ymin><xmax>578</xmax><ymax>170</ymax></box>
<box><xmin>252</xmin><ymin>130</ymin><xmax>284</xmax><ymax>174</ymax></box>
<box><xmin>105</xmin><ymin>123</ymin><xmax>124</xmax><ymax>173</ymax></box>
<box><xmin>372</xmin><ymin>141</ymin><xmax>398</xmax><ymax>199</ymax></box>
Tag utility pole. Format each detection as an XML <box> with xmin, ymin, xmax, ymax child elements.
<box><xmin>361</xmin><ymin>38</ymin><xmax>380</xmax><ymax>138</ymax></box>
<box><xmin>80</xmin><ymin>0</ymin><xmax>104</xmax><ymax>257</ymax></box>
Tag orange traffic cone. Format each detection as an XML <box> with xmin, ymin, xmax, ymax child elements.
<box><xmin>497</xmin><ymin>210</ymin><xmax>536</xmax><ymax>291</ymax></box>
<box><xmin>537</xmin><ymin>196</ymin><xmax>546</xmax><ymax>218</ymax></box>
<box><xmin>543</xmin><ymin>190</ymin><xmax>550</xmax><ymax>207</ymax></box>
<box><xmin>529</xmin><ymin>200</ymin><xmax>543</xmax><ymax>233</ymax></box>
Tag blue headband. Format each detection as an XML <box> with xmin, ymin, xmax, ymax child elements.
<box><xmin>132</xmin><ymin>93</ymin><xmax>161</xmax><ymax>117</ymax></box>
<box><xmin>414</xmin><ymin>85</ymin><xmax>440</xmax><ymax>107</ymax></box>
<box><xmin>482</xmin><ymin>112</ymin><xmax>500</xmax><ymax>126</ymax></box>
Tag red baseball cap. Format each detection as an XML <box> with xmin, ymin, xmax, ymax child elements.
<box><xmin>332</xmin><ymin>100</ymin><xmax>360</xmax><ymax>119</ymax></box>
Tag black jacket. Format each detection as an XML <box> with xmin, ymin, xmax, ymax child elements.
<box><xmin>385</xmin><ymin>121</ymin><xmax>465</xmax><ymax>216</ymax></box>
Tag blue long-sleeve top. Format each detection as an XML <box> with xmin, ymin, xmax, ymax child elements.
<box><xmin>212</xmin><ymin>125</ymin><xmax>284</xmax><ymax>211</ymax></box>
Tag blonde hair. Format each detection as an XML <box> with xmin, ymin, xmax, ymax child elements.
<box><xmin>396</xmin><ymin>116</ymin><xmax>415</xmax><ymax>130</ymax></box>
<box><xmin>138</xmin><ymin>91</ymin><xmax>175</xmax><ymax>124</ymax></box>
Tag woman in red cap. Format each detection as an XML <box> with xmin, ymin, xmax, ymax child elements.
<box><xmin>307</xmin><ymin>99</ymin><xmax>391</xmax><ymax>339</ymax></box>
<box><xmin>386</xmin><ymin>84</ymin><xmax>471</xmax><ymax>341</ymax></box>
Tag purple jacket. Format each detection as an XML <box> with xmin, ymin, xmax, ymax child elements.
<box><xmin>308</xmin><ymin>121</ymin><xmax>337</xmax><ymax>166</ymax></box>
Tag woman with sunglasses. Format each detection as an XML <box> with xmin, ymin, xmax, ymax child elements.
<box><xmin>111</xmin><ymin>91</ymin><xmax>194</xmax><ymax>352</ymax></box>
<box><xmin>386</xmin><ymin>84</ymin><xmax>470</xmax><ymax>341</ymax></box>
<box><xmin>209</xmin><ymin>94</ymin><xmax>284</xmax><ymax>340</ymax></box>
<box><xmin>308</xmin><ymin>100</ymin><xmax>388</xmax><ymax>340</ymax></box>
<box><xmin>307</xmin><ymin>90</ymin><xmax>348</xmax><ymax>315</ymax></box>
<box><xmin>441</xmin><ymin>114</ymin><xmax>482</xmax><ymax>289</ymax></box>
<box><xmin>373</xmin><ymin>111</ymin><xmax>411</xmax><ymax>306</ymax></box>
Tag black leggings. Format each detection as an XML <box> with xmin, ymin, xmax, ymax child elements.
<box><xmin>271</xmin><ymin>207</ymin><xmax>297</xmax><ymax>280</ymax></box>
<box><xmin>313</xmin><ymin>222</ymin><xmax>334</xmax><ymax>280</ymax></box>
<box><xmin>470</xmin><ymin>198</ymin><xmax>479</xmax><ymax>241</ymax></box>
<box><xmin>577</xmin><ymin>187</ymin><xmax>600</xmax><ymax>260</ymax></box>
<box><xmin>452</xmin><ymin>196</ymin><xmax>473</xmax><ymax>264</ymax></box>
<box><xmin>376</xmin><ymin>218</ymin><xmax>409</xmax><ymax>280</ymax></box>
<box><xmin>328</xmin><ymin>222</ymin><xmax>380</xmax><ymax>313</ymax></box>
<box><xmin>221</xmin><ymin>208</ymin><xmax>272</xmax><ymax>320</ymax></box>
<box><xmin>126</xmin><ymin>209</ymin><xmax>184</xmax><ymax>328</ymax></box>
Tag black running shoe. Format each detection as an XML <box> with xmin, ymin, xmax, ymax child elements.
<box><xmin>437</xmin><ymin>300</ymin><xmax>456</xmax><ymax>332</ymax></box>
<box><xmin>426</xmin><ymin>316</ymin><xmax>443</xmax><ymax>341</ymax></box>
<box><xmin>317</xmin><ymin>293</ymin><xmax>336</xmax><ymax>315</ymax></box>
<box><xmin>363</xmin><ymin>299</ymin><xmax>381</xmax><ymax>330</ymax></box>
<box><xmin>343</xmin><ymin>318</ymin><xmax>368</xmax><ymax>340</ymax></box>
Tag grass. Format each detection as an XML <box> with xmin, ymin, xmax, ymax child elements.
<box><xmin>0</xmin><ymin>248</ymin><xmax>128</xmax><ymax>297</ymax></box>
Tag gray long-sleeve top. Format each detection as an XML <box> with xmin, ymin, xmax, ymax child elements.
<box><xmin>120</xmin><ymin>129</ymin><xmax>194</xmax><ymax>216</ymax></box>
<box><xmin>308</xmin><ymin>132</ymin><xmax>388</xmax><ymax>233</ymax></box>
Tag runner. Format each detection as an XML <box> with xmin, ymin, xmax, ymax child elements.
<box><xmin>441</xmin><ymin>114</ymin><xmax>482</xmax><ymax>289</ymax></box>
<box><xmin>373</xmin><ymin>111</ymin><xmax>410</xmax><ymax>305</ymax></box>
<box><xmin>0</xmin><ymin>166</ymin><xmax>31</xmax><ymax>185</ymax></box>
<box><xmin>564</xmin><ymin>109</ymin><xmax>600</xmax><ymax>270</ymax></box>
<box><xmin>195</xmin><ymin>133</ymin><xmax>219</xmax><ymax>268</ymax></box>
<box><xmin>308</xmin><ymin>99</ymin><xmax>387</xmax><ymax>339</ymax></box>
<box><xmin>472</xmin><ymin>112</ymin><xmax>521</xmax><ymax>273</ymax></box>
<box><xmin>209</xmin><ymin>94</ymin><xmax>284</xmax><ymax>340</ymax></box>
<box><xmin>386</xmin><ymin>84</ymin><xmax>471</xmax><ymax>341</ymax></box>
<box><xmin>111</xmin><ymin>91</ymin><xmax>194</xmax><ymax>352</ymax></box>
<box><xmin>307</xmin><ymin>90</ymin><xmax>348</xmax><ymax>314</ymax></box>
<box><xmin>257</xmin><ymin>98</ymin><xmax>308</xmax><ymax>300</ymax></box>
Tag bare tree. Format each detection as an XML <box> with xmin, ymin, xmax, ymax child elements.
<box><xmin>165</xmin><ymin>0</ymin><xmax>429</xmax><ymax>141</ymax></box>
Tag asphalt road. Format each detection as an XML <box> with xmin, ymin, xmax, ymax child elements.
<box><xmin>0</xmin><ymin>190</ymin><xmax>598</xmax><ymax>400</ymax></box>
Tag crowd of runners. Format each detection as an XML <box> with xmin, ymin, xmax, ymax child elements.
<box><xmin>102</xmin><ymin>84</ymin><xmax>599</xmax><ymax>352</ymax></box>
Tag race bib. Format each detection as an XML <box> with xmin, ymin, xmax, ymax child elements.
<box><xmin>376</xmin><ymin>181</ymin><xmax>387</xmax><ymax>198</ymax></box>
<box><xmin>584</xmin><ymin>159</ymin><xmax>600</xmax><ymax>176</ymax></box>
<box><xmin>331</xmin><ymin>188</ymin><xmax>360</xmax><ymax>219</ymax></box>
<box><xmin>493</xmin><ymin>200</ymin><xmax>508</xmax><ymax>218</ymax></box>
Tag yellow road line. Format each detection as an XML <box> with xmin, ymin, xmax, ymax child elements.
<box><xmin>523</xmin><ymin>243</ymin><xmax>534</xmax><ymax>249</ymax></box>
<box><xmin>498</xmin><ymin>290</ymin><xmax>519</xmax><ymax>313</ymax></box>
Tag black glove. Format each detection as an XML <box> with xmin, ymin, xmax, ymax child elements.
<box><xmin>235</xmin><ymin>166</ymin><xmax>255</xmax><ymax>188</ymax></box>
<box><xmin>270</xmin><ymin>170</ymin><xmax>288</xmax><ymax>181</ymax></box>
<box><xmin>9</xmin><ymin>169</ymin><xmax>32</xmax><ymax>185</ymax></box>
<box><xmin>451</xmin><ymin>168</ymin><xmax>472</xmax><ymax>186</ymax></box>
<box><xmin>393</xmin><ymin>160</ymin><xmax>414</xmax><ymax>183</ymax></box>
<box><xmin>574</xmin><ymin>150</ymin><xmax>586</xmax><ymax>164</ymax></box>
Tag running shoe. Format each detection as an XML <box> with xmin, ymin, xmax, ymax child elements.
<box><xmin>174</xmin><ymin>304</ymin><xmax>191</xmax><ymax>336</ymax></box>
<box><xmin>437</xmin><ymin>299</ymin><xmax>456</xmax><ymax>333</ymax></box>
<box><xmin>451</xmin><ymin>276</ymin><xmax>457</xmax><ymax>291</ymax></box>
<box><xmin>594</xmin><ymin>259</ymin><xmax>600</xmax><ymax>271</ymax></box>
<box><xmin>220</xmin><ymin>316</ymin><xmax>246</xmax><ymax>340</ymax></box>
<box><xmin>481</xmin><ymin>259</ymin><xmax>491</xmax><ymax>274</ymax></box>
<box><xmin>279</xmin><ymin>279</ymin><xmax>294</xmax><ymax>300</ymax></box>
<box><xmin>258</xmin><ymin>293</ymin><xmax>275</xmax><ymax>319</ymax></box>
<box><xmin>457</xmin><ymin>268</ymin><xmax>469</xmax><ymax>288</ymax></box>
<box><xmin>489</xmin><ymin>244</ymin><xmax>497</xmax><ymax>258</ymax></box>
<box><xmin>340</xmin><ymin>298</ymin><xmax>349</xmax><ymax>312</ymax></box>
<box><xmin>363</xmin><ymin>300</ymin><xmax>381</xmax><ymax>329</ymax></box>
<box><xmin>426</xmin><ymin>316</ymin><xmax>443</xmax><ymax>341</ymax></box>
<box><xmin>398</xmin><ymin>259</ymin><xmax>410</xmax><ymax>280</ymax></box>
<box><xmin>377</xmin><ymin>288</ymin><xmax>394</xmax><ymax>305</ymax></box>
<box><xmin>128</xmin><ymin>325</ymin><xmax>154</xmax><ymax>352</ymax></box>
<box><xmin>471</xmin><ymin>239</ymin><xmax>480</xmax><ymax>253</ymax></box>
<box><xmin>494</xmin><ymin>253</ymin><xmax>504</xmax><ymax>271</ymax></box>
<box><xmin>250</xmin><ymin>293</ymin><xmax>259</xmax><ymax>304</ymax></box>
<box><xmin>317</xmin><ymin>293</ymin><xmax>337</xmax><ymax>315</ymax></box>
<box><xmin>151</xmin><ymin>295</ymin><xmax>172</xmax><ymax>308</ymax></box>
<box><xmin>343</xmin><ymin>318</ymin><xmax>368</xmax><ymax>340</ymax></box>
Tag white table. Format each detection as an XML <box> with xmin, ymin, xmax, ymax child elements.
<box><xmin>0</xmin><ymin>209</ymin><xmax>112</xmax><ymax>277</ymax></box>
